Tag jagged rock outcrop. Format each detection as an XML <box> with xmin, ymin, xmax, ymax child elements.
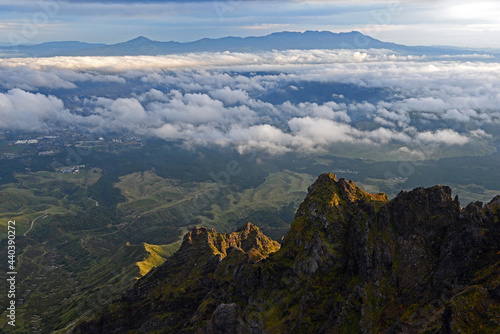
<box><xmin>74</xmin><ymin>174</ymin><xmax>500</xmax><ymax>334</ymax></box>
<box><xmin>74</xmin><ymin>223</ymin><xmax>279</xmax><ymax>334</ymax></box>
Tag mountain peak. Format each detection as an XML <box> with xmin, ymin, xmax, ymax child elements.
<box><xmin>235</xmin><ymin>221</ymin><xmax>259</xmax><ymax>233</ymax></box>
<box><xmin>178</xmin><ymin>224</ymin><xmax>279</xmax><ymax>259</ymax></box>
<box><xmin>126</xmin><ymin>36</ymin><xmax>153</xmax><ymax>44</ymax></box>
<box><xmin>75</xmin><ymin>175</ymin><xmax>500</xmax><ymax>334</ymax></box>
<box><xmin>301</xmin><ymin>173</ymin><xmax>388</xmax><ymax>210</ymax></box>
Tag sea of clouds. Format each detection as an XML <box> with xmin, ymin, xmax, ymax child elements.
<box><xmin>0</xmin><ymin>49</ymin><xmax>499</xmax><ymax>155</ymax></box>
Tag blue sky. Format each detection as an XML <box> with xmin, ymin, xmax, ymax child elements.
<box><xmin>1</xmin><ymin>0</ymin><xmax>500</xmax><ymax>48</ymax></box>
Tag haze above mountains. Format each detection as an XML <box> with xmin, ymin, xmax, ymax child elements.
<box><xmin>1</xmin><ymin>30</ymin><xmax>498</xmax><ymax>58</ymax></box>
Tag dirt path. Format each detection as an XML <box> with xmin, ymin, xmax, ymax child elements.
<box><xmin>87</xmin><ymin>197</ymin><xmax>99</xmax><ymax>207</ymax></box>
<box><xmin>24</xmin><ymin>212</ymin><xmax>47</xmax><ymax>236</ymax></box>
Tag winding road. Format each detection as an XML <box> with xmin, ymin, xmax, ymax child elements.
<box><xmin>24</xmin><ymin>212</ymin><xmax>48</xmax><ymax>236</ymax></box>
<box><xmin>87</xmin><ymin>197</ymin><xmax>99</xmax><ymax>207</ymax></box>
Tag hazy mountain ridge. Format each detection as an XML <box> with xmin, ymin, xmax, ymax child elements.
<box><xmin>73</xmin><ymin>173</ymin><xmax>500</xmax><ymax>333</ymax></box>
<box><xmin>0</xmin><ymin>41</ymin><xmax>106</xmax><ymax>57</ymax></box>
<box><xmin>1</xmin><ymin>31</ymin><xmax>496</xmax><ymax>58</ymax></box>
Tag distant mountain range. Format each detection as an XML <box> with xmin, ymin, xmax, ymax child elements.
<box><xmin>0</xmin><ymin>41</ymin><xmax>106</xmax><ymax>57</ymax></box>
<box><xmin>1</xmin><ymin>31</ymin><xmax>498</xmax><ymax>58</ymax></box>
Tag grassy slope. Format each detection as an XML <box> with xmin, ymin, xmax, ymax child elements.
<box><xmin>0</xmin><ymin>169</ymin><xmax>150</xmax><ymax>333</ymax></box>
<box><xmin>136</xmin><ymin>227</ymin><xmax>189</xmax><ymax>277</ymax></box>
<box><xmin>0</xmin><ymin>169</ymin><xmax>102</xmax><ymax>238</ymax></box>
<box><xmin>0</xmin><ymin>168</ymin><xmax>315</xmax><ymax>333</ymax></box>
<box><xmin>115</xmin><ymin>170</ymin><xmax>316</xmax><ymax>238</ymax></box>
<box><xmin>115</xmin><ymin>170</ymin><xmax>219</xmax><ymax>219</ymax></box>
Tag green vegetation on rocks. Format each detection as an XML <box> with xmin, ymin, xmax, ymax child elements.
<box><xmin>74</xmin><ymin>174</ymin><xmax>500</xmax><ymax>333</ymax></box>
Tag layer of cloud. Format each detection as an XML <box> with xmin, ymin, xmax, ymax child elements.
<box><xmin>0</xmin><ymin>50</ymin><xmax>498</xmax><ymax>155</ymax></box>
<box><xmin>0</xmin><ymin>49</ymin><xmax>420</xmax><ymax>73</ymax></box>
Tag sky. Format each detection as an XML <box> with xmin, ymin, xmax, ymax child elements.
<box><xmin>0</xmin><ymin>0</ymin><xmax>500</xmax><ymax>48</ymax></box>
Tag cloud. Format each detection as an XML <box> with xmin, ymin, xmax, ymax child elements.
<box><xmin>375</xmin><ymin>108</ymin><xmax>410</xmax><ymax>127</ymax></box>
<box><xmin>225</xmin><ymin>124</ymin><xmax>297</xmax><ymax>154</ymax></box>
<box><xmin>416</xmin><ymin>129</ymin><xmax>470</xmax><ymax>146</ymax></box>
<box><xmin>209</xmin><ymin>87</ymin><xmax>250</xmax><ymax>105</ymax></box>
<box><xmin>0</xmin><ymin>67</ymin><xmax>77</xmax><ymax>90</ymax></box>
<box><xmin>288</xmin><ymin>117</ymin><xmax>357</xmax><ymax>145</ymax></box>
<box><xmin>0</xmin><ymin>50</ymin><xmax>419</xmax><ymax>73</ymax></box>
<box><xmin>104</xmin><ymin>97</ymin><xmax>147</xmax><ymax>121</ymax></box>
<box><xmin>0</xmin><ymin>89</ymin><xmax>69</xmax><ymax>131</ymax></box>
<box><xmin>469</xmin><ymin>128</ymin><xmax>492</xmax><ymax>139</ymax></box>
<box><xmin>288</xmin><ymin>117</ymin><xmax>411</xmax><ymax>147</ymax></box>
<box><xmin>279</xmin><ymin>101</ymin><xmax>351</xmax><ymax>122</ymax></box>
<box><xmin>0</xmin><ymin>50</ymin><xmax>498</xmax><ymax>156</ymax></box>
<box><xmin>148</xmin><ymin>91</ymin><xmax>258</xmax><ymax>126</ymax></box>
<box><xmin>0</xmin><ymin>63</ymin><xmax>125</xmax><ymax>90</ymax></box>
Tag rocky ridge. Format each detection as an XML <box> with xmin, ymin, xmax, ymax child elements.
<box><xmin>74</xmin><ymin>173</ymin><xmax>500</xmax><ymax>333</ymax></box>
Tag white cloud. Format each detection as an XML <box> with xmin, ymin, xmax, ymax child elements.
<box><xmin>469</xmin><ymin>128</ymin><xmax>492</xmax><ymax>138</ymax></box>
<box><xmin>0</xmin><ymin>49</ymin><xmax>418</xmax><ymax>74</ymax></box>
<box><xmin>0</xmin><ymin>63</ymin><xmax>125</xmax><ymax>90</ymax></box>
<box><xmin>209</xmin><ymin>87</ymin><xmax>250</xmax><ymax>105</ymax></box>
<box><xmin>0</xmin><ymin>89</ymin><xmax>69</xmax><ymax>131</ymax></box>
<box><xmin>0</xmin><ymin>67</ymin><xmax>76</xmax><ymax>90</ymax></box>
<box><xmin>375</xmin><ymin>108</ymin><xmax>410</xmax><ymax>127</ymax></box>
<box><xmin>416</xmin><ymin>129</ymin><xmax>470</xmax><ymax>145</ymax></box>
<box><xmin>0</xmin><ymin>50</ymin><xmax>498</xmax><ymax>155</ymax></box>
<box><xmin>148</xmin><ymin>91</ymin><xmax>258</xmax><ymax>127</ymax></box>
<box><xmin>288</xmin><ymin>117</ymin><xmax>357</xmax><ymax>145</ymax></box>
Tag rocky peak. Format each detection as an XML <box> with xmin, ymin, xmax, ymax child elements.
<box><xmin>390</xmin><ymin>184</ymin><xmax>460</xmax><ymax>238</ymax></box>
<box><xmin>486</xmin><ymin>195</ymin><xmax>500</xmax><ymax>209</ymax></box>
<box><xmin>75</xmin><ymin>174</ymin><xmax>500</xmax><ymax>334</ymax></box>
<box><xmin>287</xmin><ymin>173</ymin><xmax>388</xmax><ymax>257</ymax></box>
<box><xmin>173</xmin><ymin>224</ymin><xmax>280</xmax><ymax>264</ymax></box>
<box><xmin>236</xmin><ymin>221</ymin><xmax>258</xmax><ymax>233</ymax></box>
<box><xmin>180</xmin><ymin>226</ymin><xmax>214</xmax><ymax>250</ymax></box>
<box><xmin>170</xmin><ymin>227</ymin><xmax>220</xmax><ymax>265</ymax></box>
<box><xmin>301</xmin><ymin>173</ymin><xmax>388</xmax><ymax>210</ymax></box>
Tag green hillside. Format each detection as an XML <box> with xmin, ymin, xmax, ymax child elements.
<box><xmin>0</xmin><ymin>165</ymin><xmax>314</xmax><ymax>333</ymax></box>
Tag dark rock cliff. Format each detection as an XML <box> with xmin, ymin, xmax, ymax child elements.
<box><xmin>74</xmin><ymin>174</ymin><xmax>500</xmax><ymax>333</ymax></box>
